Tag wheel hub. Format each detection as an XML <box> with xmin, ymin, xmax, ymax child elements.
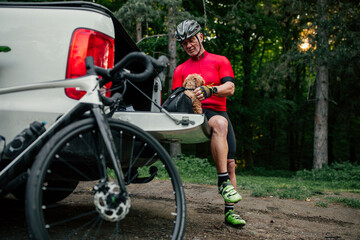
<box><xmin>93</xmin><ymin>181</ymin><xmax>131</xmax><ymax>222</ymax></box>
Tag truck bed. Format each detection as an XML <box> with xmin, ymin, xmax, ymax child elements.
<box><xmin>113</xmin><ymin>112</ymin><xmax>211</xmax><ymax>144</ymax></box>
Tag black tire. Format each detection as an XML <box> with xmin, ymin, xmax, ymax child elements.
<box><xmin>25</xmin><ymin>118</ymin><xmax>186</xmax><ymax>240</ymax></box>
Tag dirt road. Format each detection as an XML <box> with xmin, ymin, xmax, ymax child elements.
<box><xmin>183</xmin><ymin>183</ymin><xmax>360</xmax><ymax>240</ymax></box>
<box><xmin>1</xmin><ymin>181</ymin><xmax>359</xmax><ymax>240</ymax></box>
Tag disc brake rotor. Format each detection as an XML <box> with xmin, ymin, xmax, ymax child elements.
<box><xmin>93</xmin><ymin>181</ymin><xmax>131</xmax><ymax>222</ymax></box>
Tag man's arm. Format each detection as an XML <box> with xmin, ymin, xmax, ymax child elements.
<box><xmin>213</xmin><ymin>81</ymin><xmax>235</xmax><ymax>97</ymax></box>
<box><xmin>194</xmin><ymin>81</ymin><xmax>235</xmax><ymax>101</ymax></box>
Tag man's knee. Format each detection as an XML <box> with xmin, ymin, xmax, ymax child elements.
<box><xmin>209</xmin><ymin>116</ymin><xmax>228</xmax><ymax>135</ymax></box>
<box><xmin>227</xmin><ymin>159</ymin><xmax>236</xmax><ymax>172</ymax></box>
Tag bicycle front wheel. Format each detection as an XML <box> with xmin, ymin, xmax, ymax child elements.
<box><xmin>25</xmin><ymin>118</ymin><xmax>186</xmax><ymax>240</ymax></box>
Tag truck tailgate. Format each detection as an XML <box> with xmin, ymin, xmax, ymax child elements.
<box><xmin>112</xmin><ymin>112</ymin><xmax>211</xmax><ymax>143</ymax></box>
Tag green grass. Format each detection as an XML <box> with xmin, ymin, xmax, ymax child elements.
<box><xmin>110</xmin><ymin>156</ymin><xmax>360</xmax><ymax>209</ymax></box>
<box><xmin>315</xmin><ymin>201</ymin><xmax>328</xmax><ymax>208</ymax></box>
<box><xmin>170</xmin><ymin>155</ymin><xmax>218</xmax><ymax>185</ymax></box>
<box><xmin>325</xmin><ymin>196</ymin><xmax>360</xmax><ymax>209</ymax></box>
<box><xmin>135</xmin><ymin>155</ymin><xmax>217</xmax><ymax>185</ymax></box>
<box><xmin>168</xmin><ymin>156</ymin><xmax>360</xmax><ymax>208</ymax></box>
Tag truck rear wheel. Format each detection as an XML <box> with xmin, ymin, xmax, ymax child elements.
<box><xmin>12</xmin><ymin>180</ymin><xmax>78</xmax><ymax>204</ymax></box>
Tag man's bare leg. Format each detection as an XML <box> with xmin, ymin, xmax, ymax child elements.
<box><xmin>208</xmin><ymin>116</ymin><xmax>241</xmax><ymax>204</ymax></box>
<box><xmin>208</xmin><ymin>115</ymin><xmax>228</xmax><ymax>173</ymax></box>
<box><xmin>227</xmin><ymin>159</ymin><xmax>236</xmax><ymax>187</ymax></box>
<box><xmin>225</xmin><ymin>159</ymin><xmax>237</xmax><ymax>207</ymax></box>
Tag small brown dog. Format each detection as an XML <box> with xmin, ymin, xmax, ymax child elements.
<box><xmin>183</xmin><ymin>73</ymin><xmax>205</xmax><ymax>114</ymax></box>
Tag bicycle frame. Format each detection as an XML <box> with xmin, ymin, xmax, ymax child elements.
<box><xmin>0</xmin><ymin>75</ymin><xmax>127</xmax><ymax>194</ymax></box>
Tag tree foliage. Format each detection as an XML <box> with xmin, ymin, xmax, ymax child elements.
<box><xmin>110</xmin><ymin>0</ymin><xmax>359</xmax><ymax>170</ymax></box>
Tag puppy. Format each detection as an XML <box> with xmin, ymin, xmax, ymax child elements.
<box><xmin>183</xmin><ymin>73</ymin><xmax>205</xmax><ymax>114</ymax></box>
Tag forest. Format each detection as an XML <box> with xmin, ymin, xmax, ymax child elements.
<box><xmin>27</xmin><ymin>0</ymin><xmax>360</xmax><ymax>170</ymax></box>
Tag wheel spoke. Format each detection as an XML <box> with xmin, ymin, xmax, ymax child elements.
<box><xmin>56</xmin><ymin>154</ymin><xmax>93</xmax><ymax>181</ymax></box>
<box><xmin>46</xmin><ymin>210</ymin><xmax>98</xmax><ymax>229</ymax></box>
<box><xmin>66</xmin><ymin>215</ymin><xmax>101</xmax><ymax>239</ymax></box>
<box><xmin>127</xmin><ymin>135</ymin><xmax>135</xmax><ymax>184</ymax></box>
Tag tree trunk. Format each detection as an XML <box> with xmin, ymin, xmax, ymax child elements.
<box><xmin>167</xmin><ymin>6</ymin><xmax>177</xmax><ymax>95</ymax></box>
<box><xmin>241</xmin><ymin>29</ymin><xmax>254</xmax><ymax>168</ymax></box>
<box><xmin>136</xmin><ymin>17</ymin><xmax>142</xmax><ymax>43</ymax></box>
<box><xmin>169</xmin><ymin>142</ymin><xmax>181</xmax><ymax>158</ymax></box>
<box><xmin>313</xmin><ymin>65</ymin><xmax>329</xmax><ymax>169</ymax></box>
<box><xmin>166</xmin><ymin>5</ymin><xmax>181</xmax><ymax>157</ymax></box>
<box><xmin>313</xmin><ymin>0</ymin><xmax>329</xmax><ymax>169</ymax></box>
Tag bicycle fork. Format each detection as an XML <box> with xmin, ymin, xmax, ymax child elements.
<box><xmin>91</xmin><ymin>105</ymin><xmax>132</xmax><ymax>222</ymax></box>
<box><xmin>91</xmin><ymin>105</ymin><xmax>127</xmax><ymax>192</ymax></box>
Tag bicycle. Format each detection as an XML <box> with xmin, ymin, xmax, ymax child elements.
<box><xmin>0</xmin><ymin>52</ymin><xmax>186</xmax><ymax>239</ymax></box>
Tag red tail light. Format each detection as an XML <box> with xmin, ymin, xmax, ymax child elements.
<box><xmin>65</xmin><ymin>28</ymin><xmax>114</xmax><ymax>100</ymax></box>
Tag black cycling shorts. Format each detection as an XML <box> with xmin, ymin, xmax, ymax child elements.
<box><xmin>203</xmin><ymin>109</ymin><xmax>236</xmax><ymax>159</ymax></box>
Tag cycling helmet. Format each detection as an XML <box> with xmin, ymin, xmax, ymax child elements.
<box><xmin>175</xmin><ymin>20</ymin><xmax>201</xmax><ymax>42</ymax></box>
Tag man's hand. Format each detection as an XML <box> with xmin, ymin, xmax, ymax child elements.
<box><xmin>195</xmin><ymin>85</ymin><xmax>213</xmax><ymax>100</ymax></box>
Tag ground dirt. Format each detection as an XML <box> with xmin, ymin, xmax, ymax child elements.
<box><xmin>1</xmin><ymin>181</ymin><xmax>359</xmax><ymax>240</ymax></box>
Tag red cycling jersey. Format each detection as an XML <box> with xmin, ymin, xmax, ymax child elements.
<box><xmin>172</xmin><ymin>51</ymin><xmax>234</xmax><ymax>111</ymax></box>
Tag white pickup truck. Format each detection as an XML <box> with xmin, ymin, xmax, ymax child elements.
<box><xmin>0</xmin><ymin>1</ymin><xmax>210</xmax><ymax>201</ymax></box>
<box><xmin>0</xmin><ymin>1</ymin><xmax>209</xmax><ymax>152</ymax></box>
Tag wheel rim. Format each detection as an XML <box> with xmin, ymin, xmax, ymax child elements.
<box><xmin>26</xmin><ymin>119</ymin><xmax>186</xmax><ymax>240</ymax></box>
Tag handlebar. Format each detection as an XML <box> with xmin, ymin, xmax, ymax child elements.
<box><xmin>85</xmin><ymin>51</ymin><xmax>168</xmax><ymax>109</ymax></box>
<box><xmin>109</xmin><ymin>52</ymin><xmax>154</xmax><ymax>82</ymax></box>
<box><xmin>86</xmin><ymin>51</ymin><xmax>167</xmax><ymax>86</ymax></box>
<box><xmin>149</xmin><ymin>55</ymin><xmax>168</xmax><ymax>73</ymax></box>
<box><xmin>101</xmin><ymin>92</ymin><xmax>122</xmax><ymax>106</ymax></box>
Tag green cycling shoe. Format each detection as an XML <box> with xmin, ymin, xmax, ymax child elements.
<box><xmin>225</xmin><ymin>210</ymin><xmax>246</xmax><ymax>227</ymax></box>
<box><xmin>218</xmin><ymin>180</ymin><xmax>242</xmax><ymax>203</ymax></box>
